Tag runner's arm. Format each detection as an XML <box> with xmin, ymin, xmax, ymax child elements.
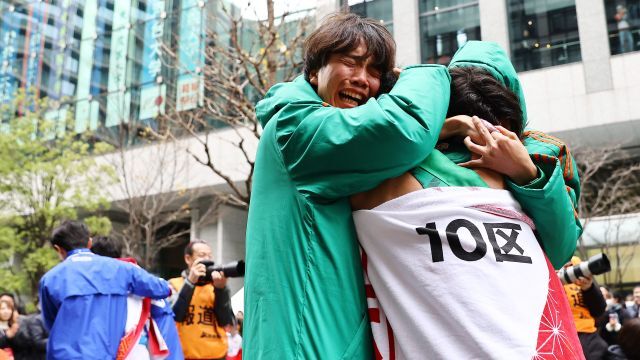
<box><xmin>275</xmin><ymin>65</ymin><xmax>451</xmax><ymax>200</ymax></box>
<box><xmin>128</xmin><ymin>264</ymin><xmax>171</xmax><ymax>299</ymax></box>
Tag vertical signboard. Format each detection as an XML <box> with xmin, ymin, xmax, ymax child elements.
<box><xmin>106</xmin><ymin>0</ymin><xmax>132</xmax><ymax>126</ymax></box>
<box><xmin>23</xmin><ymin>2</ymin><xmax>48</xmax><ymax>91</ymax></box>
<box><xmin>75</xmin><ymin>0</ymin><xmax>98</xmax><ymax>133</ymax></box>
<box><xmin>176</xmin><ymin>0</ymin><xmax>204</xmax><ymax>111</ymax></box>
<box><xmin>139</xmin><ymin>0</ymin><xmax>166</xmax><ymax>120</ymax></box>
<box><xmin>0</xmin><ymin>8</ymin><xmax>19</xmax><ymax>106</ymax></box>
<box><xmin>50</xmin><ymin>0</ymin><xmax>71</xmax><ymax>100</ymax></box>
<box><xmin>20</xmin><ymin>2</ymin><xmax>48</xmax><ymax>113</ymax></box>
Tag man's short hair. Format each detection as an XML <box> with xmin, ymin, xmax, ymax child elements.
<box><xmin>51</xmin><ymin>220</ymin><xmax>90</xmax><ymax>252</ymax></box>
<box><xmin>303</xmin><ymin>12</ymin><xmax>395</xmax><ymax>87</ymax></box>
<box><xmin>91</xmin><ymin>236</ymin><xmax>123</xmax><ymax>258</ymax></box>
<box><xmin>447</xmin><ymin>66</ymin><xmax>524</xmax><ymax>138</ymax></box>
<box><xmin>184</xmin><ymin>240</ymin><xmax>209</xmax><ymax>256</ymax></box>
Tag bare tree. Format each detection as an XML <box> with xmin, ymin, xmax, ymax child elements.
<box><xmin>574</xmin><ymin>146</ymin><xmax>640</xmax><ymax>287</ymax></box>
<box><xmin>154</xmin><ymin>0</ymin><xmax>313</xmax><ymax>210</ymax></box>
<box><xmin>106</xmin><ymin>131</ymin><xmax>219</xmax><ymax>270</ymax></box>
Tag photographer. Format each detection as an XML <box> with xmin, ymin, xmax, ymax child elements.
<box><xmin>169</xmin><ymin>240</ymin><xmax>234</xmax><ymax>360</ymax></box>
<box><xmin>563</xmin><ymin>256</ymin><xmax>608</xmax><ymax>360</ymax></box>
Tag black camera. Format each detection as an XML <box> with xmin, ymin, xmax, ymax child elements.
<box><xmin>196</xmin><ymin>260</ymin><xmax>245</xmax><ymax>285</ymax></box>
<box><xmin>557</xmin><ymin>253</ymin><xmax>611</xmax><ymax>285</ymax></box>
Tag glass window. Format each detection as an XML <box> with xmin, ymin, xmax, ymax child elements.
<box><xmin>604</xmin><ymin>0</ymin><xmax>640</xmax><ymax>55</ymax></box>
<box><xmin>419</xmin><ymin>1</ymin><xmax>480</xmax><ymax>65</ymax></box>
<box><xmin>507</xmin><ymin>0</ymin><xmax>581</xmax><ymax>72</ymax></box>
<box><xmin>342</xmin><ymin>0</ymin><xmax>393</xmax><ymax>33</ymax></box>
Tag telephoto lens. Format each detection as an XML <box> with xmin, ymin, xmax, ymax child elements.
<box><xmin>212</xmin><ymin>260</ymin><xmax>245</xmax><ymax>278</ymax></box>
<box><xmin>557</xmin><ymin>253</ymin><xmax>611</xmax><ymax>285</ymax></box>
<box><xmin>197</xmin><ymin>260</ymin><xmax>245</xmax><ymax>285</ymax></box>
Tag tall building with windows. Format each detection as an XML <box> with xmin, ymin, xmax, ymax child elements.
<box><xmin>0</xmin><ymin>0</ymin><xmax>278</xmax><ymax>289</ymax></box>
<box><xmin>0</xmin><ymin>0</ymin><xmax>315</xmax><ymax>290</ymax></box>
<box><xmin>2</xmin><ymin>0</ymin><xmax>640</xmax><ymax>287</ymax></box>
<box><xmin>0</xmin><ymin>0</ymin><xmax>222</xmax><ymax>133</ymax></box>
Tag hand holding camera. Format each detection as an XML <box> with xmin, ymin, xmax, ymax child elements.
<box><xmin>188</xmin><ymin>259</ymin><xmax>227</xmax><ymax>287</ymax></box>
<box><xmin>557</xmin><ymin>253</ymin><xmax>611</xmax><ymax>285</ymax></box>
<box><xmin>187</xmin><ymin>259</ymin><xmax>207</xmax><ymax>285</ymax></box>
<box><xmin>191</xmin><ymin>259</ymin><xmax>245</xmax><ymax>286</ymax></box>
<box><xmin>211</xmin><ymin>269</ymin><xmax>227</xmax><ymax>289</ymax></box>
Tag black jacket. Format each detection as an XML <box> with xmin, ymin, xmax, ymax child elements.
<box><xmin>0</xmin><ymin>329</ymin><xmax>7</xmax><ymax>348</ymax></box>
<box><xmin>9</xmin><ymin>314</ymin><xmax>48</xmax><ymax>360</ymax></box>
<box><xmin>605</xmin><ymin>345</ymin><xmax>629</xmax><ymax>360</ymax></box>
<box><xmin>172</xmin><ymin>271</ymin><xmax>235</xmax><ymax>327</ymax></box>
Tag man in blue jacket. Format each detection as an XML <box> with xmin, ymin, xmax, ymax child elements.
<box><xmin>91</xmin><ymin>235</ymin><xmax>184</xmax><ymax>360</ymax></box>
<box><xmin>39</xmin><ymin>220</ymin><xmax>171</xmax><ymax>359</ymax></box>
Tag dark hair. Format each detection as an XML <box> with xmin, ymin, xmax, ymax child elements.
<box><xmin>91</xmin><ymin>236</ymin><xmax>123</xmax><ymax>258</ymax></box>
<box><xmin>51</xmin><ymin>220</ymin><xmax>90</xmax><ymax>252</ymax></box>
<box><xmin>613</xmin><ymin>290</ymin><xmax>625</xmax><ymax>305</ymax></box>
<box><xmin>447</xmin><ymin>66</ymin><xmax>524</xmax><ymax>138</ymax></box>
<box><xmin>184</xmin><ymin>240</ymin><xmax>209</xmax><ymax>256</ymax></box>
<box><xmin>0</xmin><ymin>293</ymin><xmax>14</xmax><ymax>302</ymax></box>
<box><xmin>619</xmin><ymin>318</ymin><xmax>640</xmax><ymax>359</ymax></box>
<box><xmin>303</xmin><ymin>12</ymin><xmax>395</xmax><ymax>92</ymax></box>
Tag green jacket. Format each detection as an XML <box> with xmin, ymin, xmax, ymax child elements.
<box><xmin>244</xmin><ymin>66</ymin><xmax>451</xmax><ymax>359</ymax></box>
<box><xmin>412</xmin><ymin>41</ymin><xmax>582</xmax><ymax>269</ymax></box>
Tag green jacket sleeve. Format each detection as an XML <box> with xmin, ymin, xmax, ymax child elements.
<box><xmin>507</xmin><ymin>131</ymin><xmax>583</xmax><ymax>269</ymax></box>
<box><xmin>275</xmin><ymin>65</ymin><xmax>451</xmax><ymax>200</ymax></box>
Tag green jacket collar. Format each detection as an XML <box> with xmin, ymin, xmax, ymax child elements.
<box><xmin>255</xmin><ymin>75</ymin><xmax>322</xmax><ymax>128</ymax></box>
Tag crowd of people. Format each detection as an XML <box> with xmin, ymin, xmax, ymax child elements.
<box><xmin>562</xmin><ymin>257</ymin><xmax>640</xmax><ymax>360</ymax></box>
<box><xmin>0</xmin><ymin>294</ymin><xmax>48</xmax><ymax>360</ymax></box>
<box><xmin>1</xmin><ymin>220</ymin><xmax>244</xmax><ymax>360</ymax></box>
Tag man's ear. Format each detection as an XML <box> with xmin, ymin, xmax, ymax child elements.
<box><xmin>309</xmin><ymin>70</ymin><xmax>318</xmax><ymax>86</ymax></box>
<box><xmin>87</xmin><ymin>237</ymin><xmax>93</xmax><ymax>249</ymax></box>
<box><xmin>53</xmin><ymin>245</ymin><xmax>67</xmax><ymax>260</ymax></box>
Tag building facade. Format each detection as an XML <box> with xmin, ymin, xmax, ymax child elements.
<box><xmin>2</xmin><ymin>0</ymin><xmax>640</xmax><ymax>288</ymax></box>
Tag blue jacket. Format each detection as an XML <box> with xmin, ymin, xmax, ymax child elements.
<box><xmin>39</xmin><ymin>248</ymin><xmax>170</xmax><ymax>359</ymax></box>
<box><xmin>150</xmin><ymin>298</ymin><xmax>184</xmax><ymax>360</ymax></box>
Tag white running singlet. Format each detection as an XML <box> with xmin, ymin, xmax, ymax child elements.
<box><xmin>353</xmin><ymin>187</ymin><xmax>583</xmax><ymax>360</ymax></box>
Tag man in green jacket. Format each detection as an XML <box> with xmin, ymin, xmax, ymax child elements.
<box><xmin>244</xmin><ymin>13</ymin><xmax>451</xmax><ymax>359</ymax></box>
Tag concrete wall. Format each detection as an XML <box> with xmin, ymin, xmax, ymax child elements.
<box><xmin>383</xmin><ymin>0</ymin><xmax>640</xmax><ymax>147</ymax></box>
<box><xmin>96</xmin><ymin>126</ymin><xmax>257</xmax><ymax>203</ymax></box>
<box><xmin>518</xmin><ymin>51</ymin><xmax>640</xmax><ymax>144</ymax></box>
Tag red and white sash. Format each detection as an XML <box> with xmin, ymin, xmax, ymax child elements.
<box><xmin>354</xmin><ymin>187</ymin><xmax>584</xmax><ymax>360</ymax></box>
<box><xmin>116</xmin><ymin>258</ymin><xmax>169</xmax><ymax>360</ymax></box>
